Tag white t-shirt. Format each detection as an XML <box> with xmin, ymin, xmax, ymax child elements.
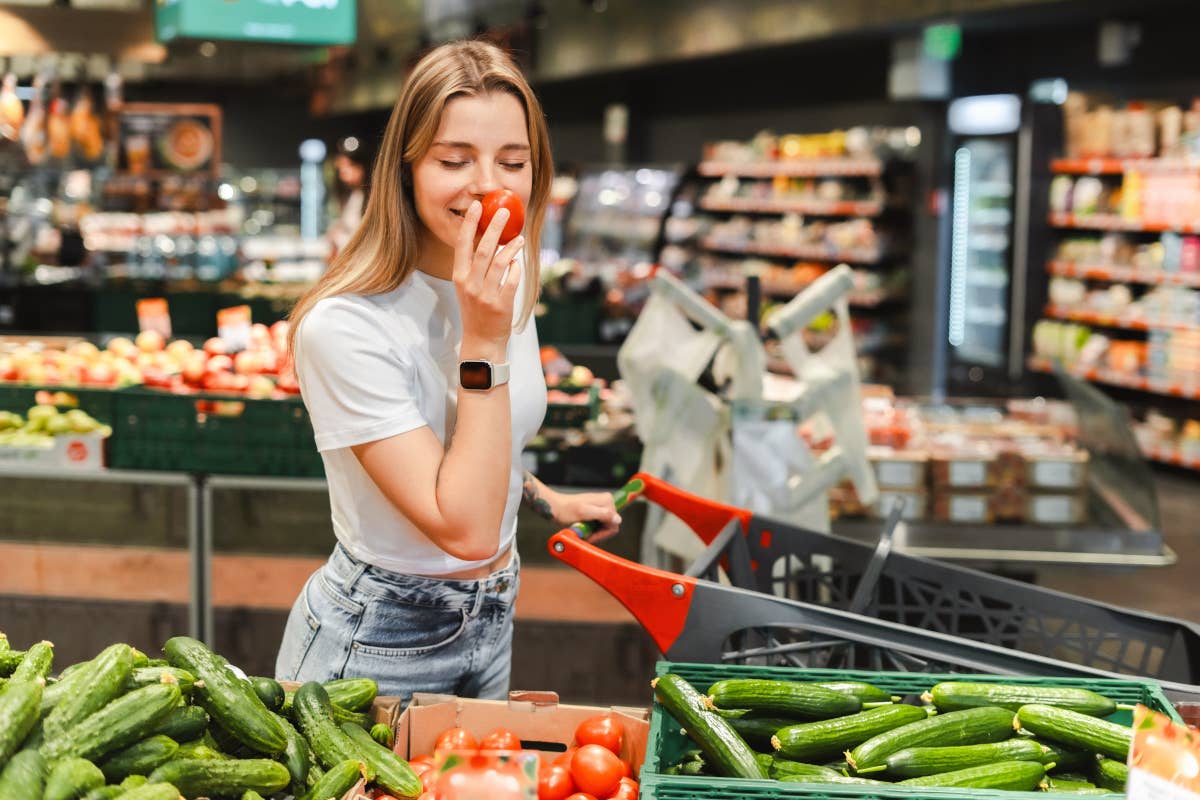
<box><xmin>295</xmin><ymin>269</ymin><xmax>547</xmax><ymax>575</ymax></box>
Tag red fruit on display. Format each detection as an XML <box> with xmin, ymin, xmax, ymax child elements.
<box><xmin>478</xmin><ymin>189</ymin><xmax>525</xmax><ymax>245</ymax></box>
<box><xmin>569</xmin><ymin>745</ymin><xmax>624</xmax><ymax>798</ymax></box>
<box><xmin>203</xmin><ymin>336</ymin><xmax>228</xmax><ymax>356</ymax></box>
<box><xmin>537</xmin><ymin>764</ymin><xmax>575</xmax><ymax>800</ymax></box>
<box><xmin>563</xmin><ymin>794</ymin><xmax>599</xmax><ymax>800</ymax></box>
<box><xmin>434</xmin><ymin>727</ymin><xmax>479</xmax><ymax>754</ymax></box>
<box><xmin>205</xmin><ymin>354</ymin><xmax>234</xmax><ymax>373</ymax></box>
<box><xmin>84</xmin><ymin>363</ymin><xmax>116</xmax><ymax>386</ymax></box>
<box><xmin>574</xmin><ymin>714</ymin><xmax>625</xmax><ymax>756</ymax></box>
<box><xmin>479</xmin><ymin>727</ymin><xmax>522</xmax><ymax>752</ymax></box>
<box><xmin>135</xmin><ymin>329</ymin><xmax>166</xmax><ymax>353</ymax></box>
<box><xmin>233</xmin><ymin>350</ymin><xmax>263</xmax><ymax>375</ymax></box>
<box><xmin>603</xmin><ymin>777</ymin><xmax>638</xmax><ymax>800</ymax></box>
<box><xmin>552</xmin><ymin>748</ymin><xmax>577</xmax><ymax>769</ymax></box>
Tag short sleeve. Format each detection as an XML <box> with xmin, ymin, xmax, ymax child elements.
<box><xmin>296</xmin><ymin>297</ymin><xmax>427</xmax><ymax>451</ymax></box>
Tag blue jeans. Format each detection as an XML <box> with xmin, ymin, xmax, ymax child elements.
<box><xmin>275</xmin><ymin>543</ymin><xmax>520</xmax><ymax>706</ymax></box>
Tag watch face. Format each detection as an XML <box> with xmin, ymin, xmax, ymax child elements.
<box><xmin>459</xmin><ymin>361</ymin><xmax>492</xmax><ymax>390</ymax></box>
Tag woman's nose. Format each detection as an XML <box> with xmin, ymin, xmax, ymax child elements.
<box><xmin>469</xmin><ymin>162</ymin><xmax>500</xmax><ymax>197</ymax></box>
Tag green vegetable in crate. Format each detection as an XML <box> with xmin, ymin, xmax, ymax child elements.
<box><xmin>772</xmin><ymin>702</ymin><xmax>928</xmax><ymax>763</ymax></box>
<box><xmin>764</xmin><ymin>757</ymin><xmax>842</xmax><ymax>781</ymax></box>
<box><xmin>41</xmin><ymin>682</ymin><xmax>181</xmax><ymax>764</ymax></box>
<box><xmin>1046</xmin><ymin>775</ymin><xmax>1100</xmax><ymax>790</ymax></box>
<box><xmin>146</xmin><ymin>758</ymin><xmax>290</xmax><ymax>797</ymax></box>
<box><xmin>44</xmin><ymin>756</ymin><xmax>105</xmax><ymax>800</ymax></box>
<box><xmin>341</xmin><ymin>722</ymin><xmax>423</xmax><ymax>797</ymax></box>
<box><xmin>370</xmin><ymin>723</ymin><xmax>395</xmax><ymax>749</ymax></box>
<box><xmin>271</xmin><ymin>711</ymin><xmax>311</xmax><ymax>793</ymax></box>
<box><xmin>10</xmin><ymin>640</ymin><xmax>53</xmax><ymax>682</ymax></box>
<box><xmin>865</xmin><ymin>737</ymin><xmax>1049</xmax><ymax>777</ymax></box>
<box><xmin>120</xmin><ymin>775</ymin><xmax>148</xmax><ymax>788</ymax></box>
<box><xmin>810</xmin><ymin>681</ymin><xmax>898</xmax><ymax>704</ymax></box>
<box><xmin>0</xmin><ymin>749</ymin><xmax>47</xmax><ymax>800</ymax></box>
<box><xmin>1016</xmin><ymin>704</ymin><xmax>1133</xmax><ymax>761</ymax></box>
<box><xmin>248</xmin><ymin>677</ymin><xmax>285</xmax><ymax>712</ymax></box>
<box><xmin>162</xmin><ymin>637</ymin><xmax>286</xmax><ymax>756</ymax></box>
<box><xmin>718</xmin><ymin>712</ymin><xmax>795</xmax><ymax>750</ymax></box>
<box><xmin>1093</xmin><ymin>756</ymin><xmax>1129</xmax><ymax>791</ymax></box>
<box><xmin>925</xmin><ymin>682</ymin><xmax>1118</xmax><ymax>716</ymax></box>
<box><xmin>651</xmin><ymin>674</ymin><xmax>766</xmax><ymax>780</ymax></box>
<box><xmin>329</xmin><ymin>701</ymin><xmax>370</xmax><ymax>730</ymax></box>
<box><xmin>149</xmin><ymin>706</ymin><xmax>209</xmax><ymax>744</ymax></box>
<box><xmin>707</xmin><ymin>678</ymin><xmax>861</xmax><ymax>719</ymax></box>
<box><xmin>241</xmin><ymin>792</ymin><xmax>266</xmax><ymax>800</ymax></box>
<box><xmin>297</xmin><ymin>759</ymin><xmax>364</xmax><ymax>800</ymax></box>
<box><xmin>113</xmin><ymin>784</ymin><xmax>183</xmax><ymax>800</ymax></box>
<box><xmin>846</xmin><ymin>705</ymin><xmax>1015</xmax><ymax>772</ymax></box>
<box><xmin>44</xmin><ymin>644</ymin><xmax>136</xmax><ymax>739</ymax></box>
<box><xmin>100</xmin><ymin>736</ymin><xmax>179</xmax><ymax>782</ymax></box>
<box><xmin>81</xmin><ymin>787</ymin><xmax>124</xmax><ymax>800</ymax></box>
<box><xmin>126</xmin><ymin>668</ymin><xmax>196</xmax><ymax>698</ymax></box>
<box><xmin>172</xmin><ymin>740</ymin><xmax>224</xmax><ymax>761</ymax></box>
<box><xmin>778</xmin><ymin>773</ymin><xmax>887</xmax><ymax>785</ymax></box>
<box><xmin>130</xmin><ymin>650</ymin><xmax>150</xmax><ymax>669</ymax></box>
<box><xmin>0</xmin><ymin>677</ymin><xmax>43</xmax><ymax>765</ymax></box>
<box><xmin>322</xmin><ymin>678</ymin><xmax>378</xmax><ymax>713</ymax></box>
<box><xmin>1035</xmin><ymin>740</ymin><xmax>1095</xmax><ymax>773</ymax></box>
<box><xmin>0</xmin><ymin>650</ymin><xmax>24</xmax><ymax>677</ymax></box>
<box><xmin>897</xmin><ymin>760</ymin><xmax>1047</xmax><ymax>790</ymax></box>
<box><xmin>291</xmin><ymin>682</ymin><xmax>373</xmax><ymax>776</ymax></box>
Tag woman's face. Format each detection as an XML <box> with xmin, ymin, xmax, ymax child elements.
<box><xmin>411</xmin><ymin>91</ymin><xmax>532</xmax><ymax>277</ymax></box>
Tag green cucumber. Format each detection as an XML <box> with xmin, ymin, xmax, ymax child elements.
<box><xmin>1017</xmin><ymin>704</ymin><xmax>1132</xmax><ymax>761</ymax></box>
<box><xmin>1047</xmin><ymin>775</ymin><xmax>1099</xmax><ymax>790</ymax></box>
<box><xmin>0</xmin><ymin>749</ymin><xmax>47</xmax><ymax>800</ymax></box>
<box><xmin>927</xmin><ymin>682</ymin><xmax>1116</xmax><ymax>716</ymax></box>
<box><xmin>0</xmin><ymin>651</ymin><xmax>24</xmax><ymax>677</ymax></box>
<box><xmin>898</xmin><ymin>759</ymin><xmax>1046</xmax><ymax>789</ymax></box>
<box><xmin>779</xmin><ymin>773</ymin><xmax>887</xmax><ymax>785</ymax></box>
<box><xmin>44</xmin><ymin>756</ymin><xmax>105</xmax><ymax>800</ymax></box>
<box><xmin>114</xmin><ymin>784</ymin><xmax>183</xmax><ymax>800</ymax></box>
<box><xmin>811</xmin><ymin>681</ymin><xmax>897</xmax><ymax>704</ymax></box>
<box><xmin>120</xmin><ymin>775</ymin><xmax>148</xmax><ymax>788</ymax></box>
<box><xmin>0</xmin><ymin>678</ymin><xmax>43</xmax><ymax>763</ymax></box>
<box><xmin>370</xmin><ymin>722</ymin><xmax>394</xmax><ymax>749</ymax></box>
<box><xmin>248</xmin><ymin>677</ymin><xmax>285</xmax><ymax>712</ymax></box>
<box><xmin>100</xmin><ymin>736</ymin><xmax>179</xmax><ymax>782</ymax></box>
<box><xmin>1094</xmin><ymin>757</ymin><xmax>1128</xmax><ymax>791</ymax></box>
<box><xmin>292</xmin><ymin>682</ymin><xmax>373</xmax><ymax>775</ymax></box>
<box><xmin>329</xmin><ymin>702</ymin><xmax>370</xmax><ymax>730</ymax></box>
<box><xmin>10</xmin><ymin>641</ymin><xmax>53</xmax><ymax>682</ymax></box>
<box><xmin>173</xmin><ymin>740</ymin><xmax>224</xmax><ymax>761</ymax></box>
<box><xmin>652</xmin><ymin>674</ymin><xmax>765</xmax><ymax>780</ymax></box>
<box><xmin>297</xmin><ymin>758</ymin><xmax>364</xmax><ymax>800</ymax></box>
<box><xmin>42</xmin><ymin>657</ymin><xmax>97</xmax><ymax>715</ymax></box>
<box><xmin>147</xmin><ymin>758</ymin><xmax>290</xmax><ymax>796</ymax></box>
<box><xmin>711</xmin><ymin>710</ymin><xmax>793</xmax><ymax>750</ymax></box>
<box><xmin>125</xmin><ymin>668</ymin><xmax>195</xmax><ymax>698</ymax></box>
<box><xmin>81</xmin><ymin>787</ymin><xmax>125</xmax><ymax>800</ymax></box>
<box><xmin>322</xmin><ymin>678</ymin><xmax>378</xmax><ymax>713</ymax></box>
<box><xmin>272</xmin><ymin>711</ymin><xmax>311</xmax><ymax>794</ymax></box>
<box><xmin>341</xmin><ymin>722</ymin><xmax>422</xmax><ymax>797</ymax></box>
<box><xmin>44</xmin><ymin>644</ymin><xmax>136</xmax><ymax>740</ymax></box>
<box><xmin>1035</xmin><ymin>740</ymin><xmax>1095</xmax><ymax>773</ymax></box>
<box><xmin>129</xmin><ymin>650</ymin><xmax>150</xmax><ymax>670</ymax></box>
<box><xmin>241</xmin><ymin>792</ymin><xmax>266</xmax><ymax>800</ymax></box>
<box><xmin>708</xmin><ymin>679</ymin><xmax>861</xmax><ymax>719</ymax></box>
<box><xmin>163</xmin><ymin>637</ymin><xmax>286</xmax><ymax>756</ymax></box>
<box><xmin>876</xmin><ymin>737</ymin><xmax>1048</xmax><ymax>777</ymax></box>
<box><xmin>149</xmin><ymin>706</ymin><xmax>209</xmax><ymax>743</ymax></box>
<box><xmin>766</xmin><ymin>757</ymin><xmax>841</xmax><ymax>780</ymax></box>
<box><xmin>41</xmin><ymin>682</ymin><xmax>181</xmax><ymax>764</ymax></box>
<box><xmin>772</xmin><ymin>703</ymin><xmax>928</xmax><ymax>763</ymax></box>
<box><xmin>848</xmin><ymin>706</ymin><xmax>1016</xmax><ymax>771</ymax></box>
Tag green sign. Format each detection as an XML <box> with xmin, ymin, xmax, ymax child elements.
<box><xmin>923</xmin><ymin>23</ymin><xmax>962</xmax><ymax>61</ymax></box>
<box><xmin>156</xmin><ymin>0</ymin><xmax>356</xmax><ymax>46</ymax></box>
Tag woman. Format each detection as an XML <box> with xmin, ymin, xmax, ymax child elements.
<box><xmin>276</xmin><ymin>40</ymin><xmax>621</xmax><ymax>703</ymax></box>
<box><xmin>325</xmin><ymin>136</ymin><xmax>370</xmax><ymax>259</ymax></box>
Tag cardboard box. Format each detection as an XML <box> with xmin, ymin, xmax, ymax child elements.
<box><xmin>0</xmin><ymin>432</ymin><xmax>107</xmax><ymax>470</ymax></box>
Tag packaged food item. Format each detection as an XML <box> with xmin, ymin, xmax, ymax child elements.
<box><xmin>869</xmin><ymin>447</ymin><xmax>928</xmax><ymax>488</ymax></box>
<box><xmin>993</xmin><ymin>485</ymin><xmax>1027</xmax><ymax>523</ymax></box>
<box><xmin>1024</xmin><ymin>492</ymin><xmax>1086</xmax><ymax>525</ymax></box>
<box><xmin>871</xmin><ymin>488</ymin><xmax>927</xmax><ymax>521</ymax></box>
<box><xmin>1023</xmin><ymin>449</ymin><xmax>1089</xmax><ymax>490</ymax></box>
<box><xmin>930</xmin><ymin>448</ymin><xmax>998</xmax><ymax>488</ymax></box>
<box><xmin>931</xmin><ymin>491</ymin><xmax>994</xmax><ymax>524</ymax></box>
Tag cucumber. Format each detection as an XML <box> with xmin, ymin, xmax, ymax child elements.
<box><xmin>0</xmin><ymin>749</ymin><xmax>47</xmax><ymax>800</ymax></box>
<box><xmin>297</xmin><ymin>758</ymin><xmax>364</xmax><ymax>800</ymax></box>
<box><xmin>173</xmin><ymin>740</ymin><xmax>224</xmax><ymax>761</ymax></box>
<box><xmin>163</xmin><ymin>637</ymin><xmax>286</xmax><ymax>756</ymax></box>
<box><xmin>1035</xmin><ymin>740</ymin><xmax>1095</xmax><ymax>773</ymax></box>
<box><xmin>766</xmin><ymin>757</ymin><xmax>841</xmax><ymax>780</ymax></box>
<box><xmin>811</xmin><ymin>681</ymin><xmax>896</xmax><ymax>704</ymax></box>
<box><xmin>848</xmin><ymin>706</ymin><xmax>1016</xmax><ymax>771</ymax></box>
<box><xmin>710</xmin><ymin>709</ymin><xmax>792</xmax><ymax>750</ymax></box>
<box><xmin>340</xmin><ymin>722</ymin><xmax>422</xmax><ymax>797</ymax></box>
<box><xmin>81</xmin><ymin>787</ymin><xmax>125</xmax><ymax>800</ymax></box>
<box><xmin>1094</xmin><ymin>757</ymin><xmax>1128</xmax><ymax>791</ymax></box>
<box><xmin>249</xmin><ymin>678</ymin><xmax>285</xmax><ymax>712</ymax></box>
<box><xmin>329</xmin><ymin>702</ymin><xmax>370</xmax><ymax>730</ymax></box>
<box><xmin>773</xmin><ymin>703</ymin><xmax>928</xmax><ymax>763</ymax></box>
<box><xmin>126</xmin><ymin>668</ymin><xmax>195</xmax><ymax>698</ymax></box>
<box><xmin>708</xmin><ymin>679</ymin><xmax>861</xmax><ymax>719</ymax></box>
<box><xmin>370</xmin><ymin>723</ymin><xmax>394</xmax><ymax>749</ymax></box>
<box><xmin>10</xmin><ymin>641</ymin><xmax>53</xmax><ymax>682</ymax></box>
<box><xmin>927</xmin><ymin>682</ymin><xmax>1117</xmax><ymax>716</ymax></box>
<box><xmin>1047</xmin><ymin>775</ymin><xmax>1099</xmax><ymax>790</ymax></box>
<box><xmin>242</xmin><ymin>792</ymin><xmax>266</xmax><ymax>800</ymax></box>
<box><xmin>1016</xmin><ymin>704</ymin><xmax>1132</xmax><ymax>761</ymax></box>
<box><xmin>0</xmin><ymin>678</ymin><xmax>43</xmax><ymax>764</ymax></box>
<box><xmin>120</xmin><ymin>775</ymin><xmax>148</xmax><ymax>788</ymax></box>
<box><xmin>100</xmin><ymin>736</ymin><xmax>179</xmax><ymax>782</ymax></box>
<box><xmin>875</xmin><ymin>737</ymin><xmax>1048</xmax><ymax>777</ymax></box>
<box><xmin>129</xmin><ymin>650</ymin><xmax>150</xmax><ymax>670</ymax></box>
<box><xmin>779</xmin><ymin>773</ymin><xmax>887</xmax><ymax>785</ymax></box>
<box><xmin>42</xmin><ymin>656</ymin><xmax>98</xmax><ymax>716</ymax></box>
<box><xmin>114</xmin><ymin>785</ymin><xmax>183</xmax><ymax>800</ymax></box>
<box><xmin>41</xmin><ymin>682</ymin><xmax>181</xmax><ymax>764</ymax></box>
<box><xmin>44</xmin><ymin>644</ymin><xmax>136</xmax><ymax>740</ymax></box>
<box><xmin>272</xmin><ymin>711</ymin><xmax>311</xmax><ymax>794</ymax></box>
<box><xmin>44</xmin><ymin>756</ymin><xmax>105</xmax><ymax>800</ymax></box>
<box><xmin>149</xmin><ymin>706</ymin><xmax>209</xmax><ymax>743</ymax></box>
<box><xmin>292</xmin><ymin>682</ymin><xmax>372</xmax><ymax>775</ymax></box>
<box><xmin>652</xmin><ymin>674</ymin><xmax>765</xmax><ymax>780</ymax></box>
<box><xmin>898</xmin><ymin>759</ymin><xmax>1046</xmax><ymax>790</ymax></box>
<box><xmin>322</xmin><ymin>678</ymin><xmax>378</xmax><ymax>713</ymax></box>
<box><xmin>147</xmin><ymin>758</ymin><xmax>290</xmax><ymax>796</ymax></box>
<box><xmin>0</xmin><ymin>651</ymin><xmax>24</xmax><ymax>677</ymax></box>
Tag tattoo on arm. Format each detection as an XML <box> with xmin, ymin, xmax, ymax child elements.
<box><xmin>522</xmin><ymin>471</ymin><xmax>555</xmax><ymax>520</ymax></box>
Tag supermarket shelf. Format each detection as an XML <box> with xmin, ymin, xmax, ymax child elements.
<box><xmin>698</xmin><ymin>196</ymin><xmax>883</xmax><ymax>217</ymax></box>
<box><xmin>1141</xmin><ymin>445</ymin><xmax>1200</xmax><ymax>471</ymax></box>
<box><xmin>1043</xmin><ymin>304</ymin><xmax>1200</xmax><ymax>333</ymax></box>
<box><xmin>704</xmin><ymin>277</ymin><xmax>901</xmax><ymax>307</ymax></box>
<box><xmin>1051</xmin><ymin>157</ymin><xmax>1200</xmax><ymax>175</ymax></box>
<box><xmin>1048</xmin><ymin>212</ymin><xmax>1200</xmax><ymax>234</ymax></box>
<box><xmin>699</xmin><ymin>236</ymin><xmax>883</xmax><ymax>264</ymax></box>
<box><xmin>1048</xmin><ymin>259</ymin><xmax>1200</xmax><ymax>288</ymax></box>
<box><xmin>1028</xmin><ymin>355</ymin><xmax>1200</xmax><ymax>400</ymax></box>
<box><xmin>698</xmin><ymin>159</ymin><xmax>882</xmax><ymax>178</ymax></box>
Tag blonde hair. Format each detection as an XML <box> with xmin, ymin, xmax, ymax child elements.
<box><xmin>288</xmin><ymin>40</ymin><xmax>552</xmax><ymax>356</ymax></box>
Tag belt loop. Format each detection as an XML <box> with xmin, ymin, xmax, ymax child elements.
<box><xmin>340</xmin><ymin>548</ymin><xmax>369</xmax><ymax>596</ymax></box>
<box><xmin>467</xmin><ymin>583</ymin><xmax>485</xmax><ymax>618</ymax></box>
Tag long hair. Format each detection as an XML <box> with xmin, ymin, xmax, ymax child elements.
<box><xmin>288</xmin><ymin>40</ymin><xmax>552</xmax><ymax>356</ymax></box>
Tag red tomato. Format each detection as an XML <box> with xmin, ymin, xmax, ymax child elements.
<box><xmin>537</xmin><ymin>763</ymin><xmax>575</xmax><ymax>800</ymax></box>
<box><xmin>603</xmin><ymin>777</ymin><xmax>638</xmax><ymax>800</ymax></box>
<box><xmin>409</xmin><ymin>754</ymin><xmax>435</xmax><ymax>772</ymax></box>
<box><xmin>434</xmin><ymin>727</ymin><xmax>479</xmax><ymax>753</ymax></box>
<box><xmin>564</xmin><ymin>794</ymin><xmax>598</xmax><ymax>800</ymax></box>
<box><xmin>435</xmin><ymin>753</ymin><xmax>526</xmax><ymax>800</ymax></box>
<box><xmin>551</xmin><ymin>748</ymin><xmax>577</xmax><ymax>769</ymax></box>
<box><xmin>479</xmin><ymin>727</ymin><xmax>522</xmax><ymax>751</ymax></box>
<box><xmin>569</xmin><ymin>744</ymin><xmax>624</xmax><ymax>798</ymax></box>
<box><xmin>478</xmin><ymin>189</ymin><xmax>525</xmax><ymax>245</ymax></box>
<box><xmin>421</xmin><ymin>767</ymin><xmax>438</xmax><ymax>794</ymax></box>
<box><xmin>574</xmin><ymin>714</ymin><xmax>625</xmax><ymax>756</ymax></box>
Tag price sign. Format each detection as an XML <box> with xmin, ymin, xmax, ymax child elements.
<box><xmin>136</xmin><ymin>298</ymin><xmax>172</xmax><ymax>338</ymax></box>
<box><xmin>1127</xmin><ymin>704</ymin><xmax>1200</xmax><ymax>799</ymax></box>
<box><xmin>217</xmin><ymin>305</ymin><xmax>252</xmax><ymax>353</ymax></box>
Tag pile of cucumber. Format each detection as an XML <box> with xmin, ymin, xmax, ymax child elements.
<box><xmin>0</xmin><ymin>633</ymin><xmax>420</xmax><ymax>800</ymax></box>
<box><xmin>654</xmin><ymin>674</ymin><xmax>1138</xmax><ymax>795</ymax></box>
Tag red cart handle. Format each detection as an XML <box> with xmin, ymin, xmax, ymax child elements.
<box><xmin>619</xmin><ymin>471</ymin><xmax>751</xmax><ymax>545</ymax></box>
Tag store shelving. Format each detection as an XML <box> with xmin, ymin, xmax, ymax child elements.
<box><xmin>697</xmin><ymin>197</ymin><xmax>884</xmax><ymax>217</ymax></box>
<box><xmin>698</xmin><ymin>236</ymin><xmax>884</xmax><ymax>264</ymax></box>
<box><xmin>1042</xmin><ymin>304</ymin><xmax>1198</xmax><ymax>333</ymax></box>
<box><xmin>1027</xmin><ymin>355</ymin><xmax>1200</xmax><ymax>399</ymax></box>
<box><xmin>1051</xmin><ymin>157</ymin><xmax>1200</xmax><ymax>175</ymax></box>
<box><xmin>702</xmin><ymin>276</ymin><xmax>901</xmax><ymax>307</ymax></box>
<box><xmin>1048</xmin><ymin>212</ymin><xmax>1200</xmax><ymax>234</ymax></box>
<box><xmin>697</xmin><ymin>158</ymin><xmax>882</xmax><ymax>178</ymax></box>
<box><xmin>1140</xmin><ymin>444</ymin><xmax>1200</xmax><ymax>471</ymax></box>
<box><xmin>1047</xmin><ymin>259</ymin><xmax>1200</xmax><ymax>288</ymax></box>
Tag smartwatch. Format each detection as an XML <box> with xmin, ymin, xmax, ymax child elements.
<box><xmin>459</xmin><ymin>359</ymin><xmax>510</xmax><ymax>391</ymax></box>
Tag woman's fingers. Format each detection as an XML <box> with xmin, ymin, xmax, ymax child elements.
<box><xmin>486</xmin><ymin>235</ymin><xmax>525</xmax><ymax>296</ymax></box>
<box><xmin>470</xmin><ymin>207</ymin><xmax>510</xmax><ymax>289</ymax></box>
<box><xmin>452</xmin><ymin>201</ymin><xmax>482</xmax><ymax>283</ymax></box>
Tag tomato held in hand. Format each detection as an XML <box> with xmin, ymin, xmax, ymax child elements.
<box><xmin>604</xmin><ymin>777</ymin><xmax>638</xmax><ymax>800</ymax></box>
<box><xmin>537</xmin><ymin>763</ymin><xmax>575</xmax><ymax>800</ymax></box>
<box><xmin>569</xmin><ymin>744</ymin><xmax>625</xmax><ymax>798</ymax></box>
<box><xmin>574</xmin><ymin>714</ymin><xmax>625</xmax><ymax>756</ymax></box>
<box><xmin>479</xmin><ymin>727</ymin><xmax>522</xmax><ymax>751</ymax></box>
<box><xmin>478</xmin><ymin>189</ymin><xmax>525</xmax><ymax>245</ymax></box>
<box><xmin>434</xmin><ymin>727</ymin><xmax>479</xmax><ymax>753</ymax></box>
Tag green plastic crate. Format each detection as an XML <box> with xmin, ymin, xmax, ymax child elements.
<box><xmin>544</xmin><ymin>384</ymin><xmax>600</xmax><ymax>429</ymax></box>
<box><xmin>0</xmin><ymin>383</ymin><xmax>122</xmax><ymax>425</ymax></box>
<box><xmin>109</xmin><ymin>388</ymin><xmax>323</xmax><ymax>476</ymax></box>
<box><xmin>644</xmin><ymin>660</ymin><xmax>1178</xmax><ymax>800</ymax></box>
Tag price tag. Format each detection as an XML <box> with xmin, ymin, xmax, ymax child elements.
<box><xmin>1030</xmin><ymin>495</ymin><xmax>1076</xmax><ymax>524</ymax></box>
<box><xmin>948</xmin><ymin>460</ymin><xmax>988</xmax><ymax>487</ymax></box>
<box><xmin>1031</xmin><ymin>459</ymin><xmax>1081</xmax><ymax>488</ymax></box>
<box><xmin>1127</xmin><ymin>704</ymin><xmax>1200</xmax><ymax>799</ymax></box>
<box><xmin>876</xmin><ymin>461</ymin><xmax>921</xmax><ymax>488</ymax></box>
<box><xmin>949</xmin><ymin>495</ymin><xmax>988</xmax><ymax>522</ymax></box>
<box><xmin>217</xmin><ymin>305</ymin><xmax>252</xmax><ymax>353</ymax></box>
<box><xmin>136</xmin><ymin>298</ymin><xmax>172</xmax><ymax>338</ymax></box>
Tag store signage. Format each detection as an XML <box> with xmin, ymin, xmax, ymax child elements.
<box><xmin>156</xmin><ymin>0</ymin><xmax>356</xmax><ymax>46</ymax></box>
<box><xmin>116</xmin><ymin>103</ymin><xmax>222</xmax><ymax>179</ymax></box>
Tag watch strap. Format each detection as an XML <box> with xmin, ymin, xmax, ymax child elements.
<box><xmin>491</xmin><ymin>361</ymin><xmax>510</xmax><ymax>387</ymax></box>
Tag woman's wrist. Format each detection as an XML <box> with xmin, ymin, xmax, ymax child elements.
<box><xmin>460</xmin><ymin>335</ymin><xmax>508</xmax><ymax>364</ymax></box>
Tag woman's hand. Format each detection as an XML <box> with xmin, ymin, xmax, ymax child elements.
<box><xmin>553</xmin><ymin>490</ymin><xmax>623</xmax><ymax>542</ymax></box>
<box><xmin>454</xmin><ymin>200</ymin><xmax>525</xmax><ymax>356</ymax></box>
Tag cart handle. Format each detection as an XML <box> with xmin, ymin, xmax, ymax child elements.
<box><xmin>569</xmin><ymin>472</ymin><xmax>752</xmax><ymax>544</ymax></box>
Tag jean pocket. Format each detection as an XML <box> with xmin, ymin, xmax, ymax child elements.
<box><xmin>351</xmin><ymin>595</ymin><xmax>469</xmax><ymax>656</ymax></box>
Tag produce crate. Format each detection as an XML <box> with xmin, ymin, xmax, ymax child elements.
<box><xmin>643</xmin><ymin>661</ymin><xmax>1179</xmax><ymax>800</ymax></box>
<box><xmin>543</xmin><ymin>383</ymin><xmax>601</xmax><ymax>429</ymax></box>
<box><xmin>108</xmin><ymin>388</ymin><xmax>324</xmax><ymax>476</ymax></box>
<box><xmin>0</xmin><ymin>383</ymin><xmax>122</xmax><ymax>425</ymax></box>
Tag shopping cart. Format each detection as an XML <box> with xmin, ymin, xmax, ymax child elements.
<box><xmin>553</xmin><ymin>474</ymin><xmax>1200</xmax><ymax>700</ymax></box>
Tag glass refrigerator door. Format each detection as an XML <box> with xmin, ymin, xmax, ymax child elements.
<box><xmin>948</xmin><ymin>137</ymin><xmax>1014</xmax><ymax>368</ymax></box>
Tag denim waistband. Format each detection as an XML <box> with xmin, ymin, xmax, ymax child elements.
<box><xmin>326</xmin><ymin>542</ymin><xmax>518</xmax><ymax>614</ymax></box>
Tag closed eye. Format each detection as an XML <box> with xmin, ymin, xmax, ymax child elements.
<box><xmin>439</xmin><ymin>160</ymin><xmax>468</xmax><ymax>169</ymax></box>
<box><xmin>501</xmin><ymin>161</ymin><xmax>527</xmax><ymax>171</ymax></box>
